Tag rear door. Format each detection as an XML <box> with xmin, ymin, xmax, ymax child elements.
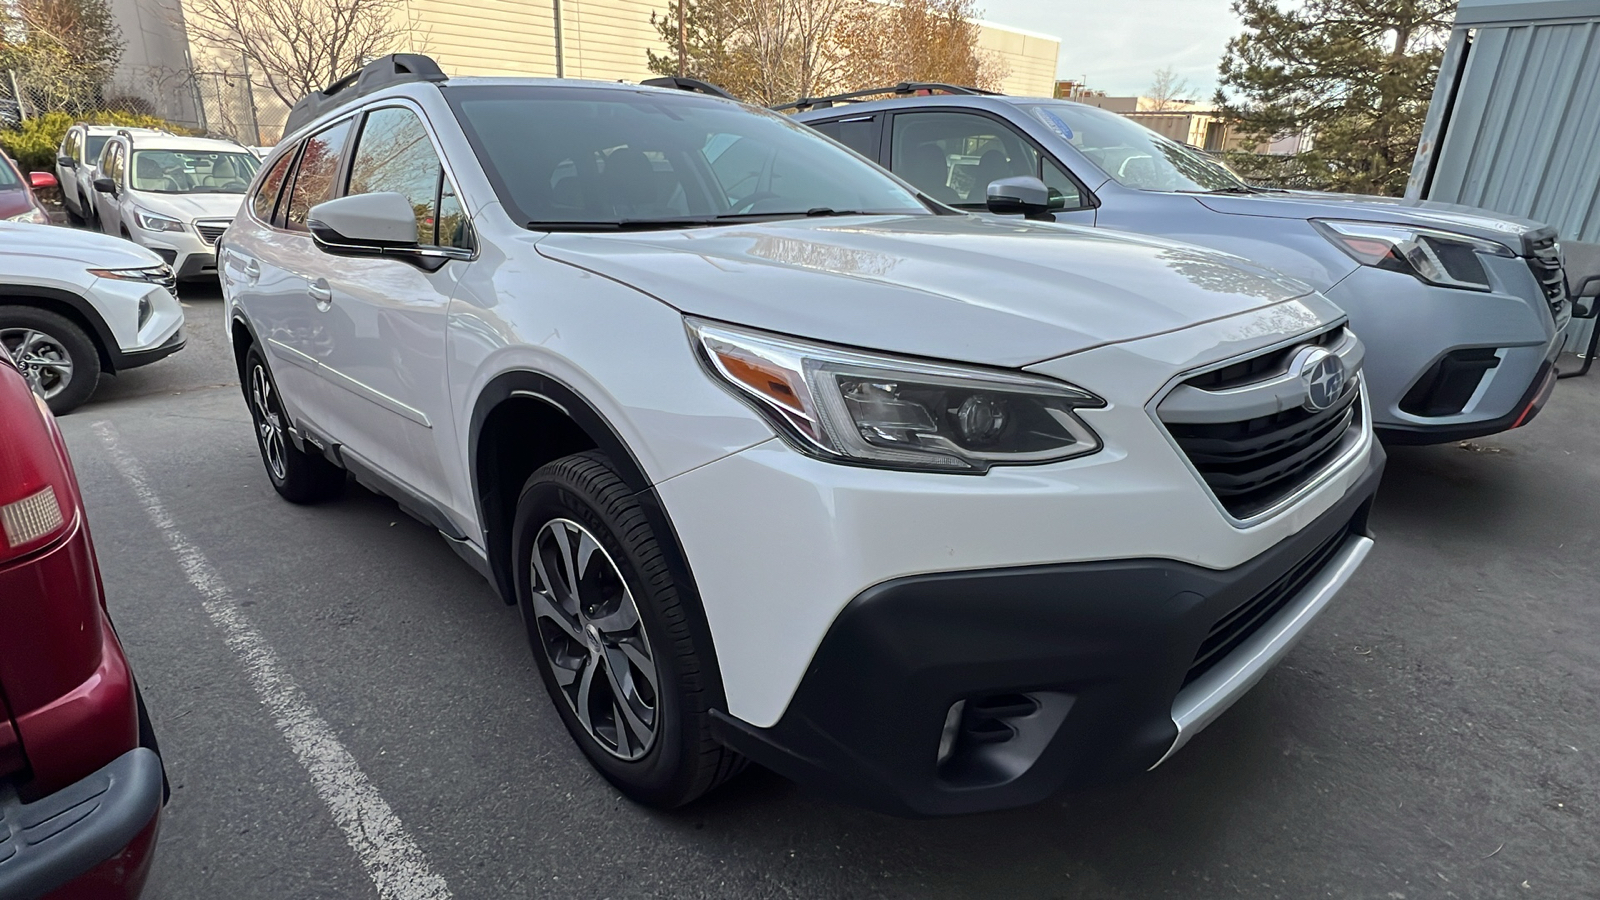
<box><xmin>308</xmin><ymin>103</ymin><xmax>470</xmax><ymax>510</ymax></box>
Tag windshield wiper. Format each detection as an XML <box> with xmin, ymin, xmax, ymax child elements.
<box><xmin>525</xmin><ymin>217</ymin><xmax>724</xmax><ymax>232</ymax></box>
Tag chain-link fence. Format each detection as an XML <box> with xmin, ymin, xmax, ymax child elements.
<box><xmin>1</xmin><ymin>65</ymin><xmax>289</xmax><ymax>171</ymax></box>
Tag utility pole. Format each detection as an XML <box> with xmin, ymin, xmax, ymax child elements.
<box><xmin>553</xmin><ymin>0</ymin><xmax>565</xmax><ymax>78</ymax></box>
<box><xmin>677</xmin><ymin>0</ymin><xmax>686</xmax><ymax>77</ymax></box>
<box><xmin>240</xmin><ymin>54</ymin><xmax>263</xmax><ymax>145</ymax></box>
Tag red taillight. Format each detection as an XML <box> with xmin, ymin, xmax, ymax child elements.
<box><xmin>0</xmin><ymin>365</ymin><xmax>71</xmax><ymax>563</ymax></box>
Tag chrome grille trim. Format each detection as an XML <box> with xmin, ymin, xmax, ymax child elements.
<box><xmin>1148</xmin><ymin>322</ymin><xmax>1372</xmax><ymax>528</ymax></box>
<box><xmin>1160</xmin><ymin>327</ymin><xmax>1364</xmax><ymax>424</ymax></box>
<box><xmin>194</xmin><ymin>218</ymin><xmax>231</xmax><ymax>246</ymax></box>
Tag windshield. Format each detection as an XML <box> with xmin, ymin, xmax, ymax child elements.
<box><xmin>130</xmin><ymin>150</ymin><xmax>261</xmax><ymax>194</ymax></box>
<box><xmin>445</xmin><ymin>85</ymin><xmax>930</xmax><ymax>229</ymax></box>
<box><xmin>1023</xmin><ymin>102</ymin><xmax>1249</xmax><ymax>193</ymax></box>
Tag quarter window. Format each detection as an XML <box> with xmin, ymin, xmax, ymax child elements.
<box><xmin>346</xmin><ymin>107</ymin><xmax>465</xmax><ymax>247</ymax></box>
<box><xmin>284</xmin><ymin>119</ymin><xmax>353</xmax><ymax>232</ymax></box>
<box><xmin>810</xmin><ymin>116</ymin><xmax>880</xmax><ymax>160</ymax></box>
<box><xmin>253</xmin><ymin>151</ymin><xmax>296</xmax><ymax>223</ymax></box>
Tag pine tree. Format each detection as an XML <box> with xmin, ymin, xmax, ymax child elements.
<box><xmin>1217</xmin><ymin>0</ymin><xmax>1456</xmax><ymax>196</ymax></box>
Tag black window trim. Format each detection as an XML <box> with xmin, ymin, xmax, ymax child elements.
<box><xmin>262</xmin><ymin>113</ymin><xmax>357</xmax><ymax>233</ymax></box>
<box><xmin>875</xmin><ymin>106</ymin><xmax>1101</xmax><ymax>213</ymax></box>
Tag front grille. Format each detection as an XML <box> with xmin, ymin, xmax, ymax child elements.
<box><xmin>1526</xmin><ymin>235</ymin><xmax>1566</xmax><ymax>318</ymax></box>
<box><xmin>1164</xmin><ymin>381</ymin><xmax>1360</xmax><ymax>520</ymax></box>
<box><xmin>1184</xmin><ymin>327</ymin><xmax>1345</xmax><ymax>391</ymax></box>
<box><xmin>1184</xmin><ymin>522</ymin><xmax>1352</xmax><ymax>687</ymax></box>
<box><xmin>194</xmin><ymin>220</ymin><xmax>229</xmax><ymax>245</ymax></box>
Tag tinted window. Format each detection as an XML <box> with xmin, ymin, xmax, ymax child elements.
<box><xmin>0</xmin><ymin>155</ymin><xmax>19</xmax><ymax>188</ymax></box>
<box><xmin>284</xmin><ymin>119</ymin><xmax>353</xmax><ymax>231</ymax></box>
<box><xmin>810</xmin><ymin>116</ymin><xmax>879</xmax><ymax>160</ymax></box>
<box><xmin>252</xmin><ymin>150</ymin><xmax>296</xmax><ymax>223</ymax></box>
<box><xmin>347</xmin><ymin>107</ymin><xmax>450</xmax><ymax>246</ymax></box>
<box><xmin>1042</xmin><ymin>157</ymin><xmax>1083</xmax><ymax>209</ymax></box>
<box><xmin>447</xmin><ymin>86</ymin><xmax>926</xmax><ymax>228</ymax></box>
<box><xmin>1025</xmin><ymin>102</ymin><xmax>1246</xmax><ymax>193</ymax></box>
<box><xmin>890</xmin><ymin>111</ymin><xmax>1038</xmax><ymax>207</ymax></box>
<box><xmin>85</xmin><ymin>136</ymin><xmax>109</xmax><ymax>164</ymax></box>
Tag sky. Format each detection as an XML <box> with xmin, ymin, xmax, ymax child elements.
<box><xmin>977</xmin><ymin>0</ymin><xmax>1241</xmax><ymax>98</ymax></box>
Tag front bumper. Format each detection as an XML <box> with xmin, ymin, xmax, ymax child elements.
<box><xmin>712</xmin><ymin>445</ymin><xmax>1384</xmax><ymax>816</ymax></box>
<box><xmin>113</xmin><ymin>328</ymin><xmax>185</xmax><ymax>372</ymax></box>
<box><xmin>0</xmin><ymin>749</ymin><xmax>162</xmax><ymax>900</ymax></box>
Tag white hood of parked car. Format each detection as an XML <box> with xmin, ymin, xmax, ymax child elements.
<box><xmin>537</xmin><ymin>214</ymin><xmax>1320</xmax><ymax>368</ymax></box>
<box><xmin>0</xmin><ymin>222</ymin><xmax>164</xmax><ymax>268</ymax></box>
<box><xmin>128</xmin><ymin>190</ymin><xmax>245</xmax><ymax>222</ymax></box>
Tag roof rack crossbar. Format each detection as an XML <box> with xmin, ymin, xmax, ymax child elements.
<box><xmin>772</xmin><ymin>81</ymin><xmax>1001</xmax><ymax>112</ymax></box>
<box><xmin>640</xmin><ymin>76</ymin><xmax>739</xmax><ymax>101</ymax></box>
<box><xmin>284</xmin><ymin>54</ymin><xmax>448</xmax><ymax>138</ymax></box>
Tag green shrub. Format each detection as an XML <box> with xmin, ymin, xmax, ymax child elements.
<box><xmin>0</xmin><ymin>109</ymin><xmax>192</xmax><ymax>172</ymax></box>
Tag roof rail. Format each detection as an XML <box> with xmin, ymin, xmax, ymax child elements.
<box><xmin>284</xmin><ymin>54</ymin><xmax>447</xmax><ymax>137</ymax></box>
<box><xmin>116</xmin><ymin>127</ymin><xmax>170</xmax><ymax>141</ymax></box>
<box><xmin>640</xmin><ymin>76</ymin><xmax>739</xmax><ymax>101</ymax></box>
<box><xmin>772</xmin><ymin>82</ymin><xmax>1001</xmax><ymax>113</ymax></box>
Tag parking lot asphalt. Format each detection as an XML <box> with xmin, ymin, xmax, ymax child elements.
<box><xmin>52</xmin><ymin>281</ymin><xmax>1600</xmax><ymax>899</ymax></box>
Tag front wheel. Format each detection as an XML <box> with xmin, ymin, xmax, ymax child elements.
<box><xmin>513</xmin><ymin>451</ymin><xmax>744</xmax><ymax>808</ymax></box>
<box><xmin>243</xmin><ymin>344</ymin><xmax>344</xmax><ymax>503</ymax></box>
<box><xmin>0</xmin><ymin>306</ymin><xmax>100</xmax><ymax>414</ymax></box>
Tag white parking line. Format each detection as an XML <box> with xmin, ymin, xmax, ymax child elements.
<box><xmin>93</xmin><ymin>421</ymin><xmax>452</xmax><ymax>900</ymax></box>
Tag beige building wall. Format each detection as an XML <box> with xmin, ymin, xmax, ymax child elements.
<box><xmin>405</xmin><ymin>0</ymin><xmax>666</xmax><ymax>83</ymax></box>
<box><xmin>975</xmin><ymin>20</ymin><xmax>1059</xmax><ymax>97</ymax></box>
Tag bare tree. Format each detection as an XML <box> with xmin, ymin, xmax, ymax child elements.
<box><xmin>182</xmin><ymin>0</ymin><xmax>412</xmax><ymax>107</ymax></box>
<box><xmin>1147</xmin><ymin>65</ymin><xmax>1194</xmax><ymax>110</ymax></box>
<box><xmin>836</xmin><ymin>0</ymin><xmax>1005</xmax><ymax>94</ymax></box>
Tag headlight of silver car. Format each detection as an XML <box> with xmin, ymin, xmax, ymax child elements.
<box><xmin>690</xmin><ymin>318</ymin><xmax>1104</xmax><ymax>473</ymax></box>
<box><xmin>1313</xmin><ymin>219</ymin><xmax>1514</xmax><ymax>292</ymax></box>
<box><xmin>134</xmin><ymin>209</ymin><xmax>185</xmax><ymax>233</ymax></box>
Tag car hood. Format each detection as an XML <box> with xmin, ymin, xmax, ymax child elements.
<box><xmin>0</xmin><ymin>222</ymin><xmax>164</xmax><ymax>267</ymax></box>
<box><xmin>0</xmin><ymin>187</ymin><xmax>36</xmax><ymax>219</ymax></box>
<box><xmin>1194</xmin><ymin>191</ymin><xmax>1551</xmax><ymax>250</ymax></box>
<box><xmin>535</xmin><ymin>215</ymin><xmax>1314</xmax><ymax>367</ymax></box>
<box><xmin>129</xmin><ymin>190</ymin><xmax>245</xmax><ymax>221</ymax></box>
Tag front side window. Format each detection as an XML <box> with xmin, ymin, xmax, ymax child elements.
<box><xmin>890</xmin><ymin>111</ymin><xmax>1041</xmax><ymax>208</ymax></box>
<box><xmin>1024</xmin><ymin>102</ymin><xmax>1248</xmax><ymax>193</ymax></box>
<box><xmin>129</xmin><ymin>150</ymin><xmax>260</xmax><ymax>194</ymax></box>
<box><xmin>285</xmin><ymin>119</ymin><xmax>354</xmax><ymax>231</ymax></box>
<box><xmin>445</xmin><ymin>85</ymin><xmax>928</xmax><ymax>229</ymax></box>
<box><xmin>346</xmin><ymin>107</ymin><xmax>462</xmax><ymax>246</ymax></box>
<box><xmin>252</xmin><ymin>150</ymin><xmax>296</xmax><ymax>223</ymax></box>
<box><xmin>809</xmin><ymin>116</ymin><xmax>880</xmax><ymax>160</ymax></box>
<box><xmin>86</xmin><ymin>136</ymin><xmax>109</xmax><ymax>166</ymax></box>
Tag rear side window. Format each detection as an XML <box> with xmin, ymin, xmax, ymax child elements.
<box><xmin>810</xmin><ymin>116</ymin><xmax>880</xmax><ymax>160</ymax></box>
<box><xmin>252</xmin><ymin>151</ymin><xmax>296</xmax><ymax>223</ymax></box>
<box><xmin>284</xmin><ymin>119</ymin><xmax>353</xmax><ymax>232</ymax></box>
<box><xmin>347</xmin><ymin>107</ymin><xmax>454</xmax><ymax>246</ymax></box>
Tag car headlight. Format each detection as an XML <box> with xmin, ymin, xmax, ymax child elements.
<box><xmin>1314</xmin><ymin>219</ymin><xmax>1513</xmax><ymax>291</ymax></box>
<box><xmin>134</xmin><ymin>210</ymin><xmax>185</xmax><ymax>233</ymax></box>
<box><xmin>5</xmin><ymin>208</ymin><xmax>48</xmax><ymax>224</ymax></box>
<box><xmin>690</xmin><ymin>319</ymin><xmax>1104</xmax><ymax>473</ymax></box>
<box><xmin>88</xmin><ymin>264</ymin><xmax>174</xmax><ymax>284</ymax></box>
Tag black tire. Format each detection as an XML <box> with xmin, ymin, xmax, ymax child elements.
<box><xmin>64</xmin><ymin>193</ymin><xmax>86</xmax><ymax>226</ymax></box>
<box><xmin>242</xmin><ymin>344</ymin><xmax>344</xmax><ymax>504</ymax></box>
<box><xmin>0</xmin><ymin>305</ymin><xmax>100</xmax><ymax>414</ymax></box>
<box><xmin>513</xmin><ymin>451</ymin><xmax>744</xmax><ymax>808</ymax></box>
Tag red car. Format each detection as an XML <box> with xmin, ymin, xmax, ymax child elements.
<box><xmin>0</xmin><ymin>152</ymin><xmax>54</xmax><ymax>225</ymax></box>
<box><xmin>0</xmin><ymin>345</ymin><xmax>163</xmax><ymax>898</ymax></box>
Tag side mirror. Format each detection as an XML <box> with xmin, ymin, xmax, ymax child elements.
<box><xmin>56</xmin><ymin>155</ymin><xmax>76</xmax><ymax>169</ymax></box>
<box><xmin>307</xmin><ymin>192</ymin><xmax>419</xmax><ymax>253</ymax></box>
<box><xmin>28</xmin><ymin>171</ymin><xmax>57</xmax><ymax>190</ymax></box>
<box><xmin>93</xmin><ymin>177</ymin><xmax>116</xmax><ymax>194</ymax></box>
<box><xmin>985</xmin><ymin>176</ymin><xmax>1067</xmax><ymax>221</ymax></box>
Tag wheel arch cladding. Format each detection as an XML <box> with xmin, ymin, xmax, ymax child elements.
<box><xmin>469</xmin><ymin>370</ymin><xmax>731</xmax><ymax>711</ymax></box>
<box><xmin>0</xmin><ymin>286</ymin><xmax>117</xmax><ymax>373</ymax></box>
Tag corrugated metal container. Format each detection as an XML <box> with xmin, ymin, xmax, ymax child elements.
<box><xmin>1408</xmin><ymin>0</ymin><xmax>1600</xmax><ymax>355</ymax></box>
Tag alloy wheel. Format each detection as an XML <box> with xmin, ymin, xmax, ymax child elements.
<box><xmin>249</xmin><ymin>362</ymin><xmax>288</xmax><ymax>481</ymax></box>
<box><xmin>529</xmin><ymin>518</ymin><xmax>660</xmax><ymax>760</ymax></box>
<box><xmin>0</xmin><ymin>327</ymin><xmax>74</xmax><ymax>401</ymax></box>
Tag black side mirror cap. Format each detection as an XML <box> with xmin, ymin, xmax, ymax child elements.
<box><xmin>985</xmin><ymin>176</ymin><xmax>1066</xmax><ymax>221</ymax></box>
<box><xmin>57</xmin><ymin>155</ymin><xmax>76</xmax><ymax>169</ymax></box>
<box><xmin>93</xmin><ymin>177</ymin><xmax>115</xmax><ymax>194</ymax></box>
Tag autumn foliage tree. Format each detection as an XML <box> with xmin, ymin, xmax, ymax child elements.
<box><xmin>0</xmin><ymin>0</ymin><xmax>124</xmax><ymax>114</ymax></box>
<box><xmin>1217</xmin><ymin>0</ymin><xmax>1456</xmax><ymax>196</ymax></box>
<box><xmin>648</xmin><ymin>0</ymin><xmax>1002</xmax><ymax>107</ymax></box>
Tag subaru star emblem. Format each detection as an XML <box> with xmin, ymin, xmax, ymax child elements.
<box><xmin>1293</xmin><ymin>347</ymin><xmax>1346</xmax><ymax>412</ymax></box>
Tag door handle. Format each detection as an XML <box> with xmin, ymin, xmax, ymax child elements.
<box><xmin>242</xmin><ymin>258</ymin><xmax>261</xmax><ymax>281</ymax></box>
<box><xmin>308</xmin><ymin>279</ymin><xmax>333</xmax><ymax>305</ymax></box>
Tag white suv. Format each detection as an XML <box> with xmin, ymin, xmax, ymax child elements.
<box><xmin>222</xmin><ymin>55</ymin><xmax>1384</xmax><ymax>816</ymax></box>
<box><xmin>90</xmin><ymin>132</ymin><xmax>261</xmax><ymax>279</ymax></box>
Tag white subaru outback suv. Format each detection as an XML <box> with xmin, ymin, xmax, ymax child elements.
<box><xmin>222</xmin><ymin>56</ymin><xmax>1384</xmax><ymax>816</ymax></box>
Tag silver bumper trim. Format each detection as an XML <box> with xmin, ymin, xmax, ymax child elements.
<box><xmin>1149</xmin><ymin>533</ymin><xmax>1374</xmax><ymax>770</ymax></box>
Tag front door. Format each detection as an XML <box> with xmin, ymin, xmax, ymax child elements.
<box><xmin>308</xmin><ymin>104</ymin><xmax>470</xmax><ymax>509</ymax></box>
